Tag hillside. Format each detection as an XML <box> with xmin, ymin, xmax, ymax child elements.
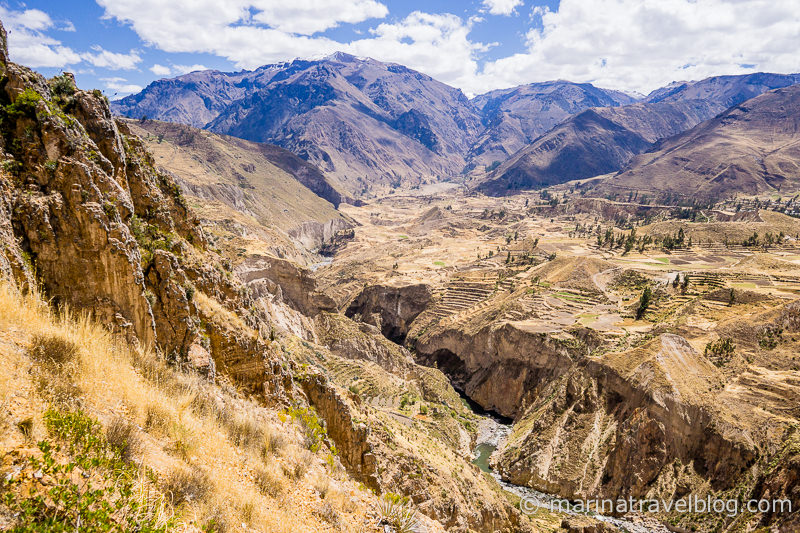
<box><xmin>475</xmin><ymin>73</ymin><xmax>800</xmax><ymax>195</ymax></box>
<box><xmin>472</xmin><ymin>102</ymin><xmax>711</xmax><ymax>193</ymax></box>
<box><xmin>115</xmin><ymin>53</ymin><xmax>483</xmax><ymax>197</ymax></box>
<box><xmin>126</xmin><ymin>119</ymin><xmax>351</xmax><ymax>264</ymax></box>
<box><xmin>467</xmin><ymin>81</ymin><xmax>638</xmax><ymax>172</ymax></box>
<box><xmin>593</xmin><ymin>84</ymin><xmax>800</xmax><ymax>200</ymax></box>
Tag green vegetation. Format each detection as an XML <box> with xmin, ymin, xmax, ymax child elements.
<box><xmin>635</xmin><ymin>286</ymin><xmax>652</xmax><ymax>320</ymax></box>
<box><xmin>4</xmin><ymin>88</ymin><xmax>42</xmax><ymax>119</ymax></box>
<box><xmin>285</xmin><ymin>405</ymin><xmax>332</xmax><ymax>454</ymax></box>
<box><xmin>704</xmin><ymin>337</ymin><xmax>736</xmax><ymax>366</ymax></box>
<box><xmin>49</xmin><ymin>75</ymin><xmax>76</xmax><ymax>99</ymax></box>
<box><xmin>553</xmin><ymin>291</ymin><xmax>591</xmax><ymax>303</ymax></box>
<box><xmin>376</xmin><ymin>493</ymin><xmax>418</xmax><ymax>533</ymax></box>
<box><xmin>129</xmin><ymin>215</ymin><xmax>179</xmax><ymax>268</ymax></box>
<box><xmin>759</xmin><ymin>326</ymin><xmax>783</xmax><ymax>350</ymax></box>
<box><xmin>1</xmin><ymin>408</ymin><xmax>171</xmax><ymax>532</ymax></box>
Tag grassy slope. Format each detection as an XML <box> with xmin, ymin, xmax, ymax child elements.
<box><xmin>0</xmin><ymin>282</ymin><xmax>401</xmax><ymax>532</ymax></box>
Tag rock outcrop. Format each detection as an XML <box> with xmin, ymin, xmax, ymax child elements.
<box><xmin>0</xmin><ymin>19</ymin><xmax>284</xmax><ymax>385</ymax></box>
<box><xmin>414</xmin><ymin>322</ymin><xmax>578</xmax><ymax>418</ymax></box>
<box><xmin>345</xmin><ymin>281</ymin><xmax>432</xmax><ymax>343</ymax></box>
<box><xmin>238</xmin><ymin>254</ymin><xmax>337</xmax><ymax>317</ymax></box>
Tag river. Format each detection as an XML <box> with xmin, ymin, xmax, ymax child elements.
<box><xmin>472</xmin><ymin>415</ymin><xmax>667</xmax><ymax>533</ymax></box>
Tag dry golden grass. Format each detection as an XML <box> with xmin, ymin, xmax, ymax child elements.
<box><xmin>0</xmin><ymin>281</ymin><xmax>384</xmax><ymax>532</ymax></box>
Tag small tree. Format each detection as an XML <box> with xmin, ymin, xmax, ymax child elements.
<box><xmin>636</xmin><ymin>286</ymin><xmax>652</xmax><ymax>319</ymax></box>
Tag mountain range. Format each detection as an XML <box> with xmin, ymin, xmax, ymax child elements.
<box><xmin>473</xmin><ymin>73</ymin><xmax>800</xmax><ymax>194</ymax></box>
<box><xmin>113</xmin><ymin>57</ymin><xmax>800</xmax><ymax>201</ymax></box>
<box><xmin>590</xmin><ymin>83</ymin><xmax>800</xmax><ymax>201</ymax></box>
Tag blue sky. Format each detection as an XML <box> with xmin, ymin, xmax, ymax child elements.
<box><xmin>2</xmin><ymin>0</ymin><xmax>799</xmax><ymax>98</ymax></box>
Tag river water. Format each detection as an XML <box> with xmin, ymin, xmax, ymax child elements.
<box><xmin>472</xmin><ymin>416</ymin><xmax>666</xmax><ymax>533</ymax></box>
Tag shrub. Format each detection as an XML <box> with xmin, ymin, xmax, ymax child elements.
<box><xmin>50</xmin><ymin>75</ymin><xmax>76</xmax><ymax>98</ymax></box>
<box><xmin>162</xmin><ymin>467</ymin><xmax>211</xmax><ymax>507</ymax></box>
<box><xmin>167</xmin><ymin>422</ymin><xmax>196</xmax><ymax>460</ymax></box>
<box><xmin>15</xmin><ymin>417</ymin><xmax>33</xmax><ymax>440</ymax></box>
<box><xmin>375</xmin><ymin>492</ymin><xmax>418</xmax><ymax>533</ymax></box>
<box><xmin>314</xmin><ymin>501</ymin><xmax>341</xmax><ymax>528</ymax></box>
<box><xmin>199</xmin><ymin>504</ymin><xmax>228</xmax><ymax>532</ymax></box>
<box><xmin>313</xmin><ymin>474</ymin><xmax>330</xmax><ymax>499</ymax></box>
<box><xmin>143</xmin><ymin>403</ymin><xmax>172</xmax><ymax>434</ymax></box>
<box><xmin>286</xmin><ymin>405</ymin><xmax>328</xmax><ymax>453</ymax></box>
<box><xmin>283</xmin><ymin>450</ymin><xmax>312</xmax><ymax>480</ymax></box>
<box><xmin>28</xmin><ymin>333</ymin><xmax>82</xmax><ymax>406</ymax></box>
<box><xmin>759</xmin><ymin>326</ymin><xmax>783</xmax><ymax>350</ymax></box>
<box><xmin>1</xmin><ymin>408</ymin><xmax>172</xmax><ymax>532</ymax></box>
<box><xmin>105</xmin><ymin>416</ymin><xmax>142</xmax><ymax>463</ymax></box>
<box><xmin>29</xmin><ymin>333</ymin><xmax>79</xmax><ymax>367</ymax></box>
<box><xmin>254</xmin><ymin>466</ymin><xmax>284</xmax><ymax>498</ymax></box>
<box><xmin>5</xmin><ymin>88</ymin><xmax>42</xmax><ymax>119</ymax></box>
<box><xmin>224</xmin><ymin>413</ymin><xmax>264</xmax><ymax>451</ymax></box>
<box><xmin>263</xmin><ymin>425</ymin><xmax>287</xmax><ymax>456</ymax></box>
<box><xmin>636</xmin><ymin>286</ymin><xmax>652</xmax><ymax>319</ymax></box>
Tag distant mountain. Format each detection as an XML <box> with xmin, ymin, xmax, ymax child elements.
<box><xmin>591</xmin><ymin>84</ymin><xmax>800</xmax><ymax>201</ymax></box>
<box><xmin>647</xmin><ymin>72</ymin><xmax>800</xmax><ymax>107</ymax></box>
<box><xmin>473</xmin><ymin>100</ymin><xmax>717</xmax><ymax>193</ymax></box>
<box><xmin>112</xmin><ymin>67</ymin><xmax>281</xmax><ymax>128</ymax></box>
<box><xmin>113</xmin><ymin>53</ymin><xmax>482</xmax><ymax>197</ymax></box>
<box><xmin>467</xmin><ymin>81</ymin><xmax>638</xmax><ymax>172</ymax></box>
<box><xmin>474</xmin><ymin>72</ymin><xmax>800</xmax><ymax>195</ymax></box>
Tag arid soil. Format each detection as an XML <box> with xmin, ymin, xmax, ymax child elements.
<box><xmin>318</xmin><ymin>189</ymin><xmax>800</xmax><ymax>533</ymax></box>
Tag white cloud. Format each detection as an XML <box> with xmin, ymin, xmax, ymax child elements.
<box><xmin>149</xmin><ymin>63</ymin><xmax>208</xmax><ymax>76</ymax></box>
<box><xmin>102</xmin><ymin>76</ymin><xmax>143</xmax><ymax>95</ymax></box>
<box><xmin>171</xmin><ymin>64</ymin><xmax>210</xmax><ymax>74</ymax></box>
<box><xmin>96</xmin><ymin>0</ymin><xmax>487</xmax><ymax>89</ymax></box>
<box><xmin>348</xmin><ymin>12</ymin><xmax>487</xmax><ymax>91</ymax></box>
<box><xmin>82</xmin><ymin>45</ymin><xmax>141</xmax><ymax>70</ymax></box>
<box><xmin>481</xmin><ymin>0</ymin><xmax>523</xmax><ymax>16</ymax></box>
<box><xmin>0</xmin><ymin>6</ymin><xmax>81</xmax><ymax>67</ymax></box>
<box><xmin>95</xmin><ymin>0</ymin><xmax>800</xmax><ymax>96</ymax></box>
<box><xmin>149</xmin><ymin>63</ymin><xmax>172</xmax><ymax>76</ymax></box>
<box><xmin>0</xmin><ymin>6</ymin><xmax>144</xmax><ymax>72</ymax></box>
<box><xmin>475</xmin><ymin>0</ymin><xmax>800</xmax><ymax>94</ymax></box>
<box><xmin>249</xmin><ymin>1</ymin><xmax>388</xmax><ymax>35</ymax></box>
<box><xmin>96</xmin><ymin>0</ymin><xmax>388</xmax><ymax>42</ymax></box>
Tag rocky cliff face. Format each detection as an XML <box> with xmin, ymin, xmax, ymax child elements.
<box><xmin>345</xmin><ymin>281</ymin><xmax>432</xmax><ymax>343</ymax></box>
<box><xmin>0</xmin><ymin>19</ymin><xmax>304</xmax><ymax>401</ymax></box>
<box><xmin>1</xmin><ymin>44</ymin><xmax>184</xmax><ymax>353</ymax></box>
<box><xmin>495</xmin><ymin>334</ymin><xmax>757</xmax><ymax>501</ymax></box>
<box><xmin>414</xmin><ymin>322</ymin><xmax>578</xmax><ymax>418</ymax></box>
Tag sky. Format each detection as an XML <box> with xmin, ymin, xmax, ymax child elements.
<box><xmin>2</xmin><ymin>0</ymin><xmax>799</xmax><ymax>98</ymax></box>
